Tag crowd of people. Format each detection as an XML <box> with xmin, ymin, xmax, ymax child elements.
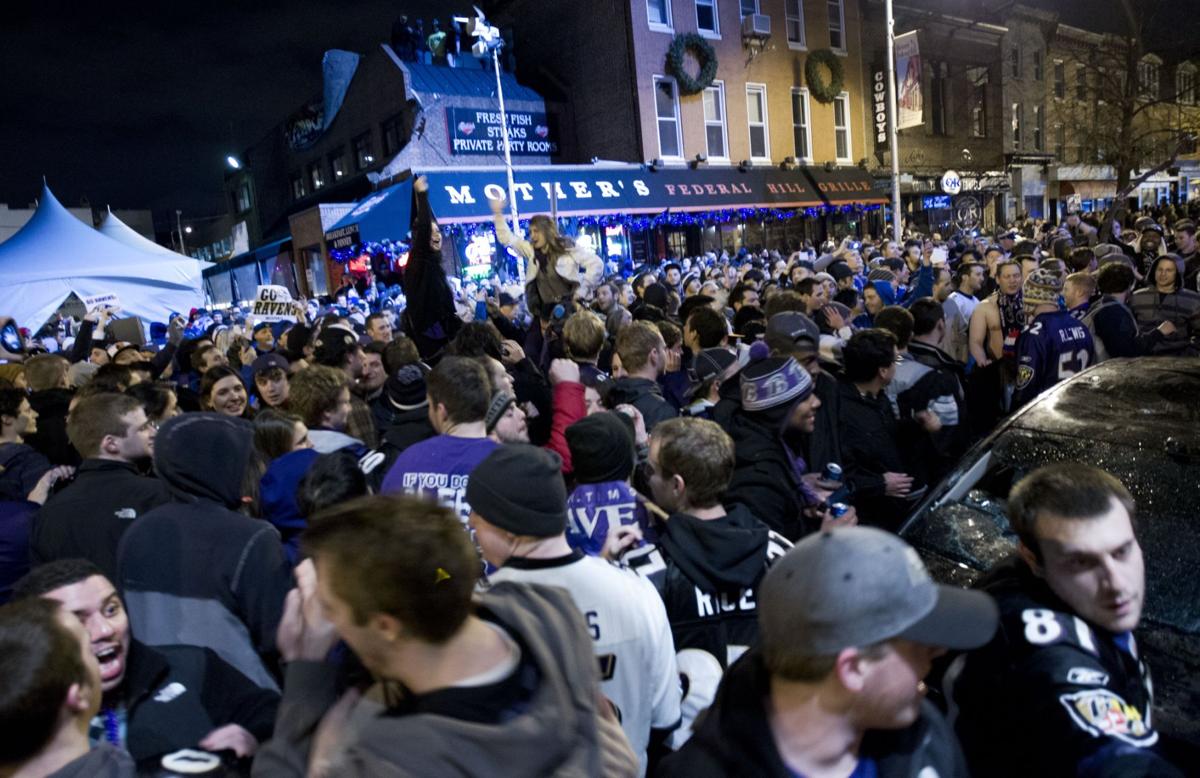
<box><xmin>0</xmin><ymin>187</ymin><xmax>1196</xmax><ymax>776</ymax></box>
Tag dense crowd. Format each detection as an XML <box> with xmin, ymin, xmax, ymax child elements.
<box><xmin>0</xmin><ymin>186</ymin><xmax>1196</xmax><ymax>777</ymax></box>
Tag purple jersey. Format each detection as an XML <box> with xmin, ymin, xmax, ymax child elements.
<box><xmin>380</xmin><ymin>435</ymin><xmax>498</xmax><ymax>524</ymax></box>
<box><xmin>566</xmin><ymin>480</ymin><xmax>655</xmax><ymax>556</ymax></box>
<box><xmin>1014</xmin><ymin>309</ymin><xmax>1095</xmax><ymax>407</ymax></box>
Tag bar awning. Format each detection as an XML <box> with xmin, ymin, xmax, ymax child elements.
<box><xmin>803</xmin><ymin>166</ymin><xmax>888</xmax><ymax>205</ymax></box>
<box><xmin>419</xmin><ymin>165</ymin><xmax>824</xmax><ymax>223</ymax></box>
<box><xmin>323</xmin><ymin>178</ymin><xmax>413</xmax><ymax>250</ymax></box>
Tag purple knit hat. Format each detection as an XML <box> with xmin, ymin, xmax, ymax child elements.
<box><xmin>739</xmin><ymin>356</ymin><xmax>813</xmax><ymax>411</ymax></box>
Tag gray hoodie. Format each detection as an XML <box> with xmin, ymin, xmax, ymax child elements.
<box><xmin>252</xmin><ymin>582</ymin><xmax>609</xmax><ymax>777</ymax></box>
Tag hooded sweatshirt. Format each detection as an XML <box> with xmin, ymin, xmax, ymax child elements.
<box><xmin>259</xmin><ymin>448</ymin><xmax>321</xmax><ymax>565</ymax></box>
<box><xmin>852</xmin><ymin>280</ymin><xmax>897</xmax><ymax>329</ymax></box>
<box><xmin>117</xmin><ymin>413</ymin><xmax>291</xmax><ymax>693</ymax></box>
<box><xmin>625</xmin><ymin>505</ymin><xmax>791</xmax><ymax>746</ymax></box>
<box><xmin>1130</xmin><ymin>254</ymin><xmax>1200</xmax><ymax>355</ymax></box>
<box><xmin>252</xmin><ymin>581</ymin><xmax>612</xmax><ymax>777</ymax></box>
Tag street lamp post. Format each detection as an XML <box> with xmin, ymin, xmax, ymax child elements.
<box><xmin>885</xmin><ymin>0</ymin><xmax>903</xmax><ymax>244</ymax></box>
<box><xmin>459</xmin><ymin>6</ymin><xmax>524</xmax><ymax>285</ymax></box>
<box><xmin>175</xmin><ymin>209</ymin><xmax>187</xmax><ymax>255</ymax></box>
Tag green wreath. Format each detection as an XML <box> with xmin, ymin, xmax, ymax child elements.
<box><xmin>805</xmin><ymin>48</ymin><xmax>845</xmax><ymax>103</ymax></box>
<box><xmin>666</xmin><ymin>33</ymin><xmax>719</xmax><ymax>95</ymax></box>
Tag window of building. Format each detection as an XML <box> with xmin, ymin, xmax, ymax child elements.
<box><xmin>746</xmin><ymin>83</ymin><xmax>770</xmax><ymax>161</ymax></box>
<box><xmin>353</xmin><ymin>133</ymin><xmax>374</xmax><ymax>170</ymax></box>
<box><xmin>1053</xmin><ymin>60</ymin><xmax>1065</xmax><ymax>98</ymax></box>
<box><xmin>382</xmin><ymin>114</ymin><xmax>405</xmax><ymax>156</ymax></box>
<box><xmin>1033</xmin><ymin>50</ymin><xmax>1043</xmax><ymax>81</ymax></box>
<box><xmin>329</xmin><ymin>148</ymin><xmax>348</xmax><ymax>181</ymax></box>
<box><xmin>648</xmin><ymin>0</ymin><xmax>672</xmax><ymax>29</ymax></box>
<box><xmin>1179</xmin><ymin>64</ymin><xmax>1197</xmax><ymax>106</ymax></box>
<box><xmin>696</xmin><ymin>0</ymin><xmax>719</xmax><ymax>35</ymax></box>
<box><xmin>1075</xmin><ymin>67</ymin><xmax>1087</xmax><ymax>100</ymax></box>
<box><xmin>1033</xmin><ymin>104</ymin><xmax>1043</xmax><ymax>150</ymax></box>
<box><xmin>1011</xmin><ymin>102</ymin><xmax>1022</xmax><ymax>149</ymax></box>
<box><xmin>968</xmin><ymin>67</ymin><xmax>988</xmax><ymax>138</ymax></box>
<box><xmin>1009</xmin><ymin>45</ymin><xmax>1020</xmax><ymax>79</ymax></box>
<box><xmin>233</xmin><ymin>181</ymin><xmax>251</xmax><ymax>213</ymax></box>
<box><xmin>827</xmin><ymin>0</ymin><xmax>845</xmax><ymax>51</ymax></box>
<box><xmin>654</xmin><ymin>76</ymin><xmax>683</xmax><ymax>159</ymax></box>
<box><xmin>290</xmin><ymin>172</ymin><xmax>306</xmax><ymax>201</ymax></box>
<box><xmin>834</xmin><ymin>91</ymin><xmax>852</xmax><ymax>163</ymax></box>
<box><xmin>308</xmin><ymin>160</ymin><xmax>325</xmax><ymax>191</ymax></box>
<box><xmin>785</xmin><ymin>0</ymin><xmax>805</xmax><ymax>48</ymax></box>
<box><xmin>740</xmin><ymin>0</ymin><xmax>758</xmax><ymax>16</ymax></box>
<box><xmin>791</xmin><ymin>87</ymin><xmax>812</xmax><ymax>161</ymax></box>
<box><xmin>1138</xmin><ymin>56</ymin><xmax>1160</xmax><ymax>98</ymax></box>
<box><xmin>1055</xmin><ymin>123</ymin><xmax>1066</xmax><ymax>160</ymax></box>
<box><xmin>931</xmin><ymin>62</ymin><xmax>948</xmax><ymax>136</ymax></box>
<box><xmin>703</xmin><ymin>82</ymin><xmax>728</xmax><ymax>160</ymax></box>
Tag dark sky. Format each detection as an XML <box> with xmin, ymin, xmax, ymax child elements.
<box><xmin>1</xmin><ymin>0</ymin><xmax>1192</xmax><ymax>219</ymax></box>
<box><xmin>0</xmin><ymin>0</ymin><xmax>447</xmax><ymax>216</ymax></box>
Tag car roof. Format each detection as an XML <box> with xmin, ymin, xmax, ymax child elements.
<box><xmin>1010</xmin><ymin>357</ymin><xmax>1200</xmax><ymax>452</ymax></box>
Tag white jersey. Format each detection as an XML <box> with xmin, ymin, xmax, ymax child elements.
<box><xmin>942</xmin><ymin>290</ymin><xmax>979</xmax><ymax>364</ymax></box>
<box><xmin>490</xmin><ymin>550</ymin><xmax>681</xmax><ymax>776</ymax></box>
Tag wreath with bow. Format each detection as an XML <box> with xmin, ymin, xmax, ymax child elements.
<box><xmin>666</xmin><ymin>33</ymin><xmax>719</xmax><ymax>95</ymax></box>
<box><xmin>805</xmin><ymin>48</ymin><xmax>845</xmax><ymax>103</ymax></box>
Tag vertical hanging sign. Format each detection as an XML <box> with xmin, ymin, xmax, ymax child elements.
<box><xmin>895</xmin><ymin>31</ymin><xmax>923</xmax><ymax>129</ymax></box>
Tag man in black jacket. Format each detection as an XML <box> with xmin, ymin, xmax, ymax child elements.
<box><xmin>31</xmin><ymin>393</ymin><xmax>168</xmax><ymax>580</ymax></box>
<box><xmin>726</xmin><ymin>354</ymin><xmax>850</xmax><ymax>541</ymax></box>
<box><xmin>14</xmin><ymin>559</ymin><xmax>278</xmax><ymax>768</ymax></box>
<box><xmin>117</xmin><ymin>413</ymin><xmax>291</xmax><ymax>694</ymax></box>
<box><xmin>609</xmin><ymin>321</ymin><xmax>677</xmax><ymax>431</ymax></box>
<box><xmin>837</xmin><ymin>329</ymin><xmax>920</xmax><ymax>530</ymax></box>
<box><xmin>660</xmin><ymin>526</ymin><xmax>998</xmax><ymax>777</ymax></box>
<box><xmin>625</xmin><ymin>417</ymin><xmax>790</xmax><ymax>748</ymax></box>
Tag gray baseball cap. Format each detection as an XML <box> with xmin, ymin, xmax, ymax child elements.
<box><xmin>766</xmin><ymin>312</ymin><xmax>820</xmax><ymax>349</ymax></box>
<box><xmin>759</xmin><ymin>527</ymin><xmax>998</xmax><ymax>655</ymax></box>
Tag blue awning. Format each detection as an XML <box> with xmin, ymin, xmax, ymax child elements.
<box><xmin>323</xmin><ymin>178</ymin><xmax>413</xmax><ymax>249</ymax></box>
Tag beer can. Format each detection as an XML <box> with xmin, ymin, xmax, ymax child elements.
<box><xmin>829</xmin><ymin>502</ymin><xmax>850</xmax><ymax>519</ymax></box>
<box><xmin>822</xmin><ymin>462</ymin><xmax>843</xmax><ymax>483</ymax></box>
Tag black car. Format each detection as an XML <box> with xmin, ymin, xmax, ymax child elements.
<box><xmin>899</xmin><ymin>357</ymin><xmax>1200</xmax><ymax>748</ymax></box>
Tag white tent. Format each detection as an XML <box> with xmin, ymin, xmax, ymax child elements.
<box><xmin>97</xmin><ymin>209</ymin><xmax>215</xmax><ymax>273</ymax></box>
<box><xmin>0</xmin><ymin>185</ymin><xmax>206</xmax><ymax>330</ymax></box>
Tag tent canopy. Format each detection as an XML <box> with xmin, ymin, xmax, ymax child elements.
<box><xmin>97</xmin><ymin>210</ymin><xmax>215</xmax><ymax>270</ymax></box>
<box><xmin>0</xmin><ymin>185</ymin><xmax>205</xmax><ymax>331</ymax></box>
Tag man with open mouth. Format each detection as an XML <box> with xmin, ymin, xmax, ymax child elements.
<box><xmin>13</xmin><ymin>558</ymin><xmax>279</xmax><ymax>769</ymax></box>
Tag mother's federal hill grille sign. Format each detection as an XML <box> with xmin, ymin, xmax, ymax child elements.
<box><xmin>446</xmin><ymin>108</ymin><xmax>560</xmax><ymax>156</ymax></box>
<box><xmin>420</xmin><ymin>166</ymin><xmax>885</xmax><ymax>223</ymax></box>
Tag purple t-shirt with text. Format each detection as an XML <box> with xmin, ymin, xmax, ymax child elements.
<box><xmin>380</xmin><ymin>435</ymin><xmax>499</xmax><ymax>524</ymax></box>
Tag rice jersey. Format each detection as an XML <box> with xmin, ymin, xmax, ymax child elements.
<box><xmin>489</xmin><ymin>550</ymin><xmax>681</xmax><ymax>776</ymax></box>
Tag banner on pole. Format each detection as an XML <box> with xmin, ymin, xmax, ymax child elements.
<box><xmin>895</xmin><ymin>31</ymin><xmax>923</xmax><ymax>129</ymax></box>
<box><xmin>252</xmin><ymin>285</ymin><xmax>297</xmax><ymax>322</ymax></box>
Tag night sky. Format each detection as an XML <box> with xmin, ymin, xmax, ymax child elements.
<box><xmin>1</xmin><ymin>0</ymin><xmax>1192</xmax><ymax>221</ymax></box>
<box><xmin>0</xmin><ymin>0</ymin><xmax>448</xmax><ymax>216</ymax></box>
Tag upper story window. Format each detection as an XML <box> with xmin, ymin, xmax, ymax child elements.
<box><xmin>353</xmin><ymin>133</ymin><xmax>374</xmax><ymax>170</ymax></box>
<box><xmin>1138</xmin><ymin>55</ymin><xmax>1161</xmax><ymax>99</ymax></box>
<box><xmin>740</xmin><ymin>0</ymin><xmax>758</xmax><ymax>16</ymax></box>
<box><xmin>1053</xmin><ymin>60</ymin><xmax>1065</xmax><ymax>98</ymax></box>
<box><xmin>785</xmin><ymin>0</ymin><xmax>806</xmax><ymax>48</ymax></box>
<box><xmin>746</xmin><ymin>83</ymin><xmax>770</xmax><ymax>161</ymax></box>
<box><xmin>696</xmin><ymin>0</ymin><xmax>719</xmax><ymax>36</ymax></box>
<box><xmin>648</xmin><ymin>0</ymin><xmax>673</xmax><ymax>30</ymax></box>
<box><xmin>1178</xmin><ymin>64</ymin><xmax>1197</xmax><ymax>106</ymax></box>
<box><xmin>1009</xmin><ymin>46</ymin><xmax>1021</xmax><ymax>79</ymax></box>
<box><xmin>654</xmin><ymin>75</ymin><xmax>684</xmax><ymax>159</ymax></box>
<box><xmin>1033</xmin><ymin>50</ymin><xmax>1043</xmax><ymax>81</ymax></box>
<box><xmin>827</xmin><ymin>0</ymin><xmax>845</xmax><ymax>51</ymax></box>
<box><xmin>833</xmin><ymin>92</ymin><xmax>852</xmax><ymax>162</ymax></box>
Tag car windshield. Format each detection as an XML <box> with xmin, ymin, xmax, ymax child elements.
<box><xmin>905</xmin><ymin>428</ymin><xmax>1200</xmax><ymax>635</ymax></box>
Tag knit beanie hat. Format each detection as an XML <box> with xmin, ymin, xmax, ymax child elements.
<box><xmin>384</xmin><ymin>363</ymin><xmax>429</xmax><ymax>411</ymax></box>
<box><xmin>566</xmin><ymin>412</ymin><xmax>635</xmax><ymax>484</ymax></box>
<box><xmin>867</xmin><ymin>268</ymin><xmax>896</xmax><ymax>284</ymax></box>
<box><xmin>1023</xmin><ymin>268</ymin><xmax>1064</xmax><ymax>307</ymax></box>
<box><xmin>740</xmin><ymin>356</ymin><xmax>813</xmax><ymax>411</ymax></box>
<box><xmin>465</xmin><ymin>444</ymin><xmax>567</xmax><ymax>537</ymax></box>
<box><xmin>828</xmin><ymin>261</ymin><xmax>855</xmax><ymax>282</ymax></box>
<box><xmin>484</xmin><ymin>391</ymin><xmax>517</xmax><ymax>433</ymax></box>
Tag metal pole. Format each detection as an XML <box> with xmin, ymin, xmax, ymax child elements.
<box><xmin>176</xmin><ymin>209</ymin><xmax>187</xmax><ymax>255</ymax></box>
<box><xmin>885</xmin><ymin>0</ymin><xmax>903</xmax><ymax>244</ymax></box>
<box><xmin>492</xmin><ymin>46</ymin><xmax>523</xmax><ymax>285</ymax></box>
